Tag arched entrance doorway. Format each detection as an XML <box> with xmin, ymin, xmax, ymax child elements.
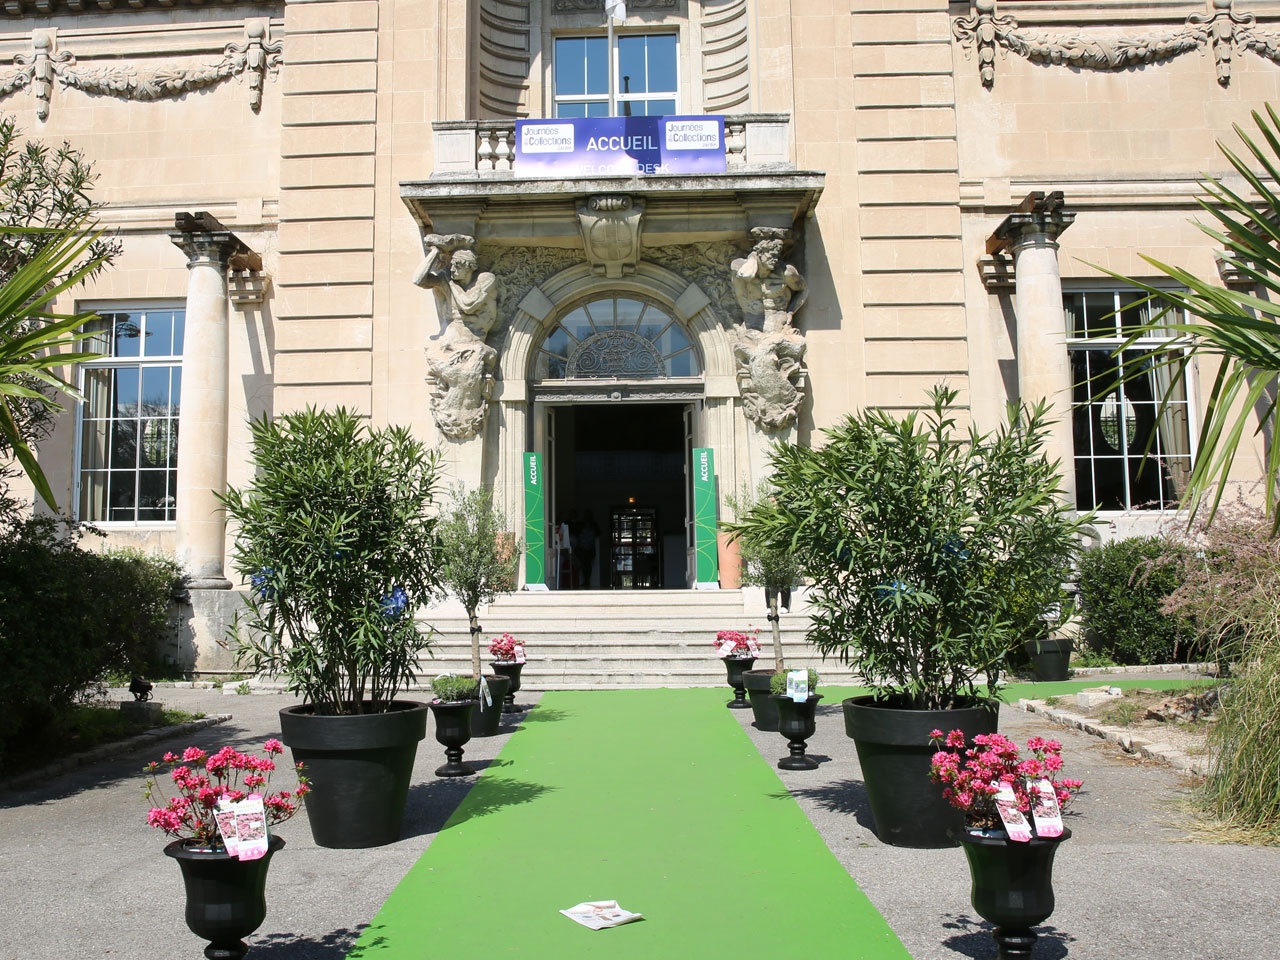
<box><xmin>532</xmin><ymin>295</ymin><xmax>703</xmax><ymax>589</ymax></box>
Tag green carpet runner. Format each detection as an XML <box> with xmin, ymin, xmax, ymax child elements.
<box><xmin>346</xmin><ymin>688</ymin><xmax>911</xmax><ymax>959</ymax></box>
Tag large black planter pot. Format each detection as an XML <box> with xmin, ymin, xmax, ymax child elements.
<box><xmin>165</xmin><ymin>835</ymin><xmax>284</xmax><ymax>960</ymax></box>
<box><xmin>471</xmin><ymin>674</ymin><xmax>512</xmax><ymax>737</ymax></box>
<box><xmin>429</xmin><ymin>699</ymin><xmax>478</xmax><ymax>776</ymax></box>
<box><xmin>744</xmin><ymin>669</ymin><xmax>780</xmax><ymax>731</ymax></box>
<box><xmin>721</xmin><ymin>656</ymin><xmax>756</xmax><ymax>709</ymax></box>
<box><xmin>1023</xmin><ymin>636</ymin><xmax>1073</xmax><ymax>682</ymax></box>
<box><xmin>278</xmin><ymin>701</ymin><xmax>428</xmax><ymax>849</ymax></box>
<box><xmin>490</xmin><ymin>661</ymin><xmax>524</xmax><ymax>713</ymax></box>
<box><xmin>955</xmin><ymin>828</ymin><xmax>1071</xmax><ymax>960</ymax></box>
<box><xmin>772</xmin><ymin>693</ymin><xmax>822</xmax><ymax>769</ymax></box>
<box><xmin>842</xmin><ymin>695</ymin><xmax>998</xmax><ymax>848</ymax></box>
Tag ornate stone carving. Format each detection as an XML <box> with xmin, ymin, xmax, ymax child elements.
<box><xmin>414</xmin><ymin>236</ymin><xmax>501</xmax><ymax>441</ymax></box>
<box><xmin>727</xmin><ymin>228</ymin><xmax>808</xmax><ymax>431</ymax></box>
<box><xmin>952</xmin><ymin>0</ymin><xmax>1280</xmax><ymax>89</ymax></box>
<box><xmin>568</xmin><ymin>328</ymin><xmax>664</xmax><ymax>378</ymax></box>
<box><xmin>645</xmin><ymin>240</ymin><xmax>744</xmax><ymax>322</ymax></box>
<box><xmin>0</xmin><ymin>19</ymin><xmax>281</xmax><ymax>118</ymax></box>
<box><xmin>577</xmin><ymin>195</ymin><xmax>645</xmax><ymax>279</ymax></box>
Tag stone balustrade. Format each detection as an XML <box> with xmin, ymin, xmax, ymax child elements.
<box><xmin>431</xmin><ymin>114</ymin><xmax>793</xmax><ymax>175</ymax></box>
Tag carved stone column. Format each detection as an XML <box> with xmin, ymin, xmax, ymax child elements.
<box><xmin>989</xmin><ymin>192</ymin><xmax>1077</xmax><ymax>503</ymax></box>
<box><xmin>170</xmin><ymin>212</ymin><xmax>248</xmax><ymax>589</ymax></box>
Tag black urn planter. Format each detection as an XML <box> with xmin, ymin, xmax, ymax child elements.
<box><xmin>1023</xmin><ymin>636</ymin><xmax>1074</xmax><ymax>682</ymax></box>
<box><xmin>744</xmin><ymin>669</ymin><xmax>781</xmax><ymax>731</ymax></box>
<box><xmin>490</xmin><ymin>661</ymin><xmax>524</xmax><ymax>713</ymax></box>
<box><xmin>842</xmin><ymin>695</ymin><xmax>998</xmax><ymax>848</ymax></box>
<box><xmin>721</xmin><ymin>656</ymin><xmax>756</xmax><ymax>709</ymax></box>
<box><xmin>278</xmin><ymin>701</ymin><xmax>428</xmax><ymax>849</ymax></box>
<box><xmin>429</xmin><ymin>699</ymin><xmax>478</xmax><ymax>776</ymax></box>
<box><xmin>165</xmin><ymin>835</ymin><xmax>284</xmax><ymax>960</ymax></box>
<box><xmin>955</xmin><ymin>828</ymin><xmax>1071</xmax><ymax>960</ymax></box>
<box><xmin>471</xmin><ymin>674</ymin><xmax>512</xmax><ymax>737</ymax></box>
<box><xmin>772</xmin><ymin>693</ymin><xmax>822</xmax><ymax>769</ymax></box>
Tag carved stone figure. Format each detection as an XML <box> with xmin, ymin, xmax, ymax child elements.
<box><xmin>731</xmin><ymin>236</ymin><xmax>808</xmax><ymax>334</ymax></box>
<box><xmin>414</xmin><ymin>237</ymin><xmax>500</xmax><ymax>441</ymax></box>
<box><xmin>728</xmin><ymin>230</ymin><xmax>808</xmax><ymax>430</ymax></box>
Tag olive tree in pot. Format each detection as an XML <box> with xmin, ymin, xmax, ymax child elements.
<box><xmin>435</xmin><ymin>485</ymin><xmax>521</xmax><ymax>736</ymax></box>
<box><xmin>723</xmin><ymin>483</ymin><xmax>802</xmax><ymax>732</ymax></box>
<box><xmin>221</xmin><ymin>407</ymin><xmax>445</xmax><ymax>849</ymax></box>
<box><xmin>725</xmin><ymin>386</ymin><xmax>1087</xmax><ymax>848</ymax></box>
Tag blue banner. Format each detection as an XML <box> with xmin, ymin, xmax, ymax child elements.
<box><xmin>516</xmin><ymin>115</ymin><xmax>726</xmax><ymax>177</ymax></box>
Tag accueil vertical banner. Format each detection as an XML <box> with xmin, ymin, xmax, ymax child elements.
<box><xmin>693</xmin><ymin>447</ymin><xmax>719</xmax><ymax>588</ymax></box>
<box><xmin>524</xmin><ymin>452</ymin><xmax>546</xmax><ymax>588</ymax></box>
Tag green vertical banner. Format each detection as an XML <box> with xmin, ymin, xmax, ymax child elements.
<box><xmin>693</xmin><ymin>446</ymin><xmax>719</xmax><ymax>587</ymax></box>
<box><xmin>524</xmin><ymin>452</ymin><xmax>547</xmax><ymax>588</ymax></box>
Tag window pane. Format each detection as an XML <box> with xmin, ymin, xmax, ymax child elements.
<box><xmin>556</xmin><ymin>38</ymin><xmax>588</xmax><ymax>96</ymax></box>
<box><xmin>113</xmin><ymin>313</ymin><xmax>142</xmax><ymax>357</ymax></box>
<box><xmin>113</xmin><ymin>368</ymin><xmax>139</xmax><ymax>418</ymax></box>
<box><xmin>618</xmin><ymin>34</ymin><xmax>676</xmax><ymax>95</ymax></box>
<box><xmin>556</xmin><ymin>101</ymin><xmax>588</xmax><ymax>118</ymax></box>
<box><xmin>562</xmin><ymin>307</ymin><xmax>594</xmax><ymax>342</ymax></box>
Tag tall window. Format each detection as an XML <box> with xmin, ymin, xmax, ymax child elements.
<box><xmin>1066</xmin><ymin>290</ymin><xmax>1192</xmax><ymax>511</ymax></box>
<box><xmin>553</xmin><ymin>33</ymin><xmax>678</xmax><ymax>117</ymax></box>
<box><xmin>78</xmin><ymin>306</ymin><xmax>184</xmax><ymax>523</ymax></box>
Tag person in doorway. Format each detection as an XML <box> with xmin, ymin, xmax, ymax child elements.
<box><xmin>573</xmin><ymin>510</ymin><xmax>600</xmax><ymax>589</ymax></box>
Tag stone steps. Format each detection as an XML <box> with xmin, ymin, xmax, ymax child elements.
<box><xmin>410</xmin><ymin>587</ymin><xmax>833</xmax><ymax>689</ymax></box>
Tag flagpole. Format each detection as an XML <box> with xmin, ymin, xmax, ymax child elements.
<box><xmin>607</xmin><ymin>10</ymin><xmax>616</xmax><ymax>117</ymax></box>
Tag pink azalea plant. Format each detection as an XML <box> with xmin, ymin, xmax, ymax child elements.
<box><xmin>489</xmin><ymin>632</ymin><xmax>522</xmax><ymax>662</ymax></box>
<box><xmin>714</xmin><ymin>629</ymin><xmax>759</xmax><ymax>658</ymax></box>
<box><xmin>928</xmin><ymin>729</ymin><xmax>1083</xmax><ymax>834</ymax></box>
<box><xmin>143</xmin><ymin>739</ymin><xmax>310</xmax><ymax>850</ymax></box>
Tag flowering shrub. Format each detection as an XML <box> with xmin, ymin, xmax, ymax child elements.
<box><xmin>715</xmin><ymin>629</ymin><xmax>759</xmax><ymax>658</ymax></box>
<box><xmin>489</xmin><ymin>633</ymin><xmax>522</xmax><ymax>662</ymax></box>
<box><xmin>928</xmin><ymin>729</ymin><xmax>1082</xmax><ymax>834</ymax></box>
<box><xmin>143</xmin><ymin>739</ymin><xmax>310</xmax><ymax>850</ymax></box>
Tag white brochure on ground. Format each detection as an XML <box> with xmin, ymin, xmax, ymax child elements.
<box><xmin>560</xmin><ymin>900</ymin><xmax>643</xmax><ymax>930</ymax></box>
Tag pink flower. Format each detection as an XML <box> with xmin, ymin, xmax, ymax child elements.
<box><xmin>264</xmin><ymin>739</ymin><xmax>284</xmax><ymax>755</ymax></box>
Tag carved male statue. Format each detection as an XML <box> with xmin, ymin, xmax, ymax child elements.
<box><xmin>414</xmin><ymin>240</ymin><xmax>500</xmax><ymax>441</ymax></box>
<box><xmin>731</xmin><ymin>237</ymin><xmax>808</xmax><ymax>334</ymax></box>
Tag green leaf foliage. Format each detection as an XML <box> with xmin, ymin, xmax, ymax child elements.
<box><xmin>1075</xmin><ymin>536</ymin><xmax>1195</xmax><ymax>666</ymax></box>
<box><xmin>219</xmin><ymin>408</ymin><xmax>445</xmax><ymax>715</ymax></box>
<box><xmin>430</xmin><ymin>673</ymin><xmax>480</xmax><ymax>702</ymax></box>
<box><xmin>725</xmin><ymin>385</ymin><xmax>1089</xmax><ymax>710</ymax></box>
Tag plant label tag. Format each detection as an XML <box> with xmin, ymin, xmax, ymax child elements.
<box><xmin>786</xmin><ymin>670</ymin><xmax>809</xmax><ymax>702</ymax></box>
<box><xmin>480</xmin><ymin>678</ymin><xmax>492</xmax><ymax>708</ymax></box>
<box><xmin>233</xmin><ymin>795</ymin><xmax>270</xmax><ymax>861</ymax></box>
<box><xmin>214</xmin><ymin>798</ymin><xmax>241</xmax><ymax>857</ymax></box>
<box><xmin>1030</xmin><ymin>778</ymin><xmax>1064</xmax><ymax>838</ymax></box>
<box><xmin>514</xmin><ymin>644</ymin><xmax>527</xmax><ymax>664</ymax></box>
<box><xmin>747</xmin><ymin>638</ymin><xmax>761</xmax><ymax>657</ymax></box>
<box><xmin>718</xmin><ymin>639</ymin><xmax>738</xmax><ymax>658</ymax></box>
<box><xmin>992</xmin><ymin>782</ymin><xmax>1033</xmax><ymax>842</ymax></box>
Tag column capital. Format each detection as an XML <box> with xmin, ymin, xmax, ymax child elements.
<box><xmin>169</xmin><ymin>210</ymin><xmax>250</xmax><ymax>268</ymax></box>
<box><xmin>987</xmin><ymin>191</ymin><xmax>1076</xmax><ymax>256</ymax></box>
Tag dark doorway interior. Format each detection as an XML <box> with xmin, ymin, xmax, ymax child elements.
<box><xmin>551</xmin><ymin>403</ymin><xmax>688</xmax><ymax>589</ymax></box>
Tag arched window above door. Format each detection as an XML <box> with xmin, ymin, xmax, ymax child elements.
<box><xmin>533</xmin><ymin>297</ymin><xmax>701</xmax><ymax>380</ymax></box>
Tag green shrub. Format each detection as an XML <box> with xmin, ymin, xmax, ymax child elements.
<box><xmin>431</xmin><ymin>674</ymin><xmax>480</xmax><ymax>702</ymax></box>
<box><xmin>0</xmin><ymin>515</ymin><xmax>184</xmax><ymax>773</ymax></box>
<box><xmin>1076</xmin><ymin>536</ymin><xmax>1193</xmax><ymax>665</ymax></box>
<box><xmin>770</xmin><ymin>668</ymin><xmax>819</xmax><ymax>696</ymax></box>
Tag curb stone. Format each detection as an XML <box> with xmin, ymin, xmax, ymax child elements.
<box><xmin>1016</xmin><ymin>698</ymin><xmax>1210</xmax><ymax>777</ymax></box>
<box><xmin>0</xmin><ymin>714</ymin><xmax>231</xmax><ymax>793</ymax></box>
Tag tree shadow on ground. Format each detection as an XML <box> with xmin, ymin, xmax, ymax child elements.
<box><xmin>399</xmin><ymin>763</ymin><xmax>554</xmax><ymax>837</ymax></box>
<box><xmin>247</xmin><ymin>928</ymin><xmax>365</xmax><ymax>958</ymax></box>
<box><xmin>517</xmin><ymin>705</ymin><xmax>572</xmax><ymax>724</ymax></box>
<box><xmin>768</xmin><ymin>777</ymin><xmax>875</xmax><ymax>830</ymax></box>
<box><xmin>940</xmin><ymin>914</ymin><xmax>1071</xmax><ymax>959</ymax></box>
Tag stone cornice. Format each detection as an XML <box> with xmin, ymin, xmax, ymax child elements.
<box><xmin>2</xmin><ymin>0</ymin><xmax>283</xmax><ymax>16</ymax></box>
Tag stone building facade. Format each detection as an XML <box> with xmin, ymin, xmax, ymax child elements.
<box><xmin>7</xmin><ymin>0</ymin><xmax>1279</xmax><ymax>668</ymax></box>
